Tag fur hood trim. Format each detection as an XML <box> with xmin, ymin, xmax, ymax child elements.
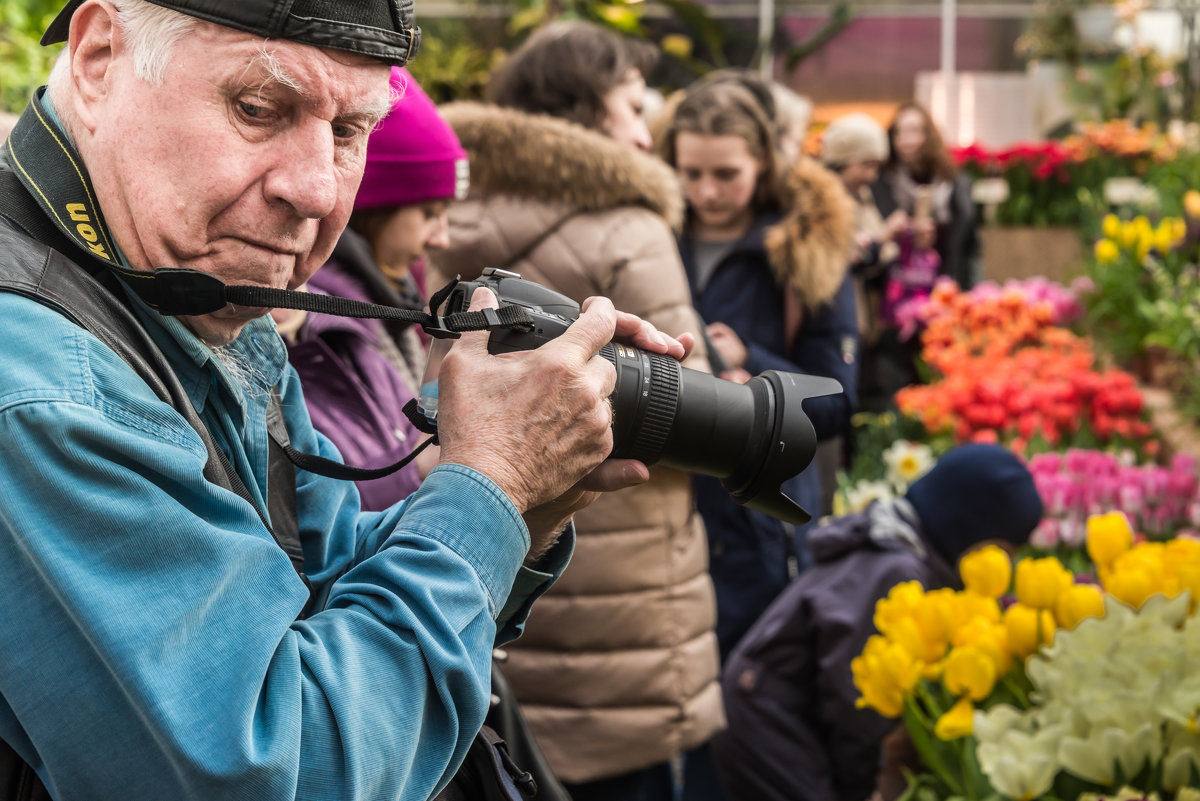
<box><xmin>439</xmin><ymin>102</ymin><xmax>685</xmax><ymax>230</ymax></box>
<box><xmin>765</xmin><ymin>157</ymin><xmax>857</xmax><ymax>310</ymax></box>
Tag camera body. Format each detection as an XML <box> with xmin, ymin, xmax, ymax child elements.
<box><xmin>424</xmin><ymin>268</ymin><xmax>843</xmax><ymax>525</ymax></box>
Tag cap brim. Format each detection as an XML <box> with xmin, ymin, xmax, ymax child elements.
<box><xmin>42</xmin><ymin>0</ymin><xmax>84</xmax><ymax>46</ymax></box>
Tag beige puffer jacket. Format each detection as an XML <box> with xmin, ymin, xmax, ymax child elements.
<box><xmin>430</xmin><ymin>102</ymin><xmax>724</xmax><ymax>784</ymax></box>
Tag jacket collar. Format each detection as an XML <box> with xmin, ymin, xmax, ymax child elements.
<box><xmin>439</xmin><ymin>102</ymin><xmax>685</xmax><ymax>230</ymax></box>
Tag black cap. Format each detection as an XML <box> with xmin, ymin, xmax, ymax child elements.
<box><xmin>42</xmin><ymin>0</ymin><xmax>421</xmax><ymax>66</ymax></box>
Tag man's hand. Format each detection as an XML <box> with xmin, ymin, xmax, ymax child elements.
<box><xmin>435</xmin><ymin>290</ymin><xmax>690</xmax><ymax>557</ymax></box>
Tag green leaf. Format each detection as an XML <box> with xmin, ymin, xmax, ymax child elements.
<box><xmin>903</xmin><ymin>697</ymin><xmax>965</xmax><ymax>796</ymax></box>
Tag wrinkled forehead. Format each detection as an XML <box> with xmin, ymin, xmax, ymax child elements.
<box><xmin>174</xmin><ymin>23</ymin><xmax>393</xmax><ymax>123</ymax></box>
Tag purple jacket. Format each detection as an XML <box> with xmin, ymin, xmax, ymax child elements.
<box><xmin>286</xmin><ymin>248</ymin><xmax>426</xmax><ymax>511</ymax></box>
<box><xmin>709</xmin><ymin>501</ymin><xmax>958</xmax><ymax>801</ymax></box>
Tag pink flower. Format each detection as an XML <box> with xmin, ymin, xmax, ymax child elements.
<box><xmin>1059</xmin><ymin>517</ymin><xmax>1086</xmax><ymax>547</ymax></box>
<box><xmin>1030</xmin><ymin>517</ymin><xmax>1060</xmax><ymax>549</ymax></box>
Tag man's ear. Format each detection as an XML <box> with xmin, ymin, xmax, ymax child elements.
<box><xmin>67</xmin><ymin>0</ymin><xmax>122</xmax><ymax>134</ymax></box>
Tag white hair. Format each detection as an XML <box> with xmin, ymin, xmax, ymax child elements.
<box><xmin>48</xmin><ymin>0</ymin><xmax>199</xmax><ymax>94</ymax></box>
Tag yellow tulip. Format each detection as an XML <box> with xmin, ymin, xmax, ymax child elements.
<box><xmin>1107</xmin><ymin>543</ymin><xmax>1170</xmax><ymax>604</ymax></box>
<box><xmin>1172</xmin><ymin>217</ymin><xmax>1187</xmax><ymax>243</ymax></box>
<box><xmin>943</xmin><ymin>644</ymin><xmax>997</xmax><ymax>701</ymax></box>
<box><xmin>1185</xmin><ymin>189</ymin><xmax>1200</xmax><ymax>219</ymax></box>
<box><xmin>953</xmin><ymin>617</ymin><xmax>1012</xmax><ymax>677</ymax></box>
<box><xmin>852</xmin><ymin>635</ymin><xmax>918</xmax><ymax>718</ymax></box>
<box><xmin>1014</xmin><ymin>556</ymin><xmax>1073</xmax><ymax>610</ymax></box>
<box><xmin>874</xmin><ymin>581</ymin><xmax>925</xmax><ymax>638</ymax></box>
<box><xmin>1136</xmin><ymin>237</ymin><xmax>1153</xmax><ymax>263</ymax></box>
<box><xmin>1105</xmin><ymin>565</ymin><xmax>1155</xmax><ymax>608</ymax></box>
<box><xmin>1119</xmin><ymin>221</ymin><xmax>1140</xmax><ymax>248</ymax></box>
<box><xmin>1155</xmin><ymin>223</ymin><xmax>1178</xmax><ymax>253</ymax></box>
<box><xmin>934</xmin><ymin>697</ymin><xmax>976</xmax><ymax>740</ymax></box>
<box><xmin>1093</xmin><ymin>237</ymin><xmax>1121</xmax><ymax>263</ymax></box>
<box><xmin>659</xmin><ymin>33</ymin><xmax>693</xmax><ymax>60</ymax></box>
<box><xmin>1004</xmin><ymin>603</ymin><xmax>1056</xmax><ymax>659</ymax></box>
<box><xmin>913</xmin><ymin>589</ymin><xmax>959</xmax><ymax>654</ymax></box>
<box><xmin>1055</xmin><ymin>583</ymin><xmax>1105</xmax><ymax>629</ymax></box>
<box><xmin>1101</xmin><ymin>213</ymin><xmax>1122</xmax><ymax>239</ymax></box>
<box><xmin>1086</xmin><ymin>512</ymin><xmax>1133</xmax><ymax>566</ymax></box>
<box><xmin>1093</xmin><ymin>238</ymin><xmax>1120</xmax><ymax>263</ymax></box>
<box><xmin>960</xmin><ymin>545</ymin><xmax>1012</xmax><ymax>598</ymax></box>
<box><xmin>955</xmin><ymin>591</ymin><xmax>1002</xmax><ymax>625</ymax></box>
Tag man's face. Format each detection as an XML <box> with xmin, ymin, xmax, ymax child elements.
<box><xmin>83</xmin><ymin>19</ymin><xmax>391</xmax><ymax>345</ymax></box>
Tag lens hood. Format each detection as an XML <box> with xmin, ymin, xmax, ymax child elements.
<box><xmin>722</xmin><ymin>372</ymin><xmax>844</xmax><ymax>525</ymax></box>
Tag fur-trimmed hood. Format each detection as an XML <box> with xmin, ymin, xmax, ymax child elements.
<box><xmin>439</xmin><ymin>101</ymin><xmax>685</xmax><ymax>230</ymax></box>
<box><xmin>765</xmin><ymin>156</ymin><xmax>858</xmax><ymax>311</ymax></box>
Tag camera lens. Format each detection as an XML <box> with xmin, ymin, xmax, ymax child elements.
<box><xmin>599</xmin><ymin>343</ymin><xmax>841</xmax><ymax>525</ymax></box>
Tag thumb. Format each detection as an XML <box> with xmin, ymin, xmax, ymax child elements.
<box><xmin>547</xmin><ymin>294</ymin><xmax>617</xmax><ymax>364</ymax></box>
<box><xmin>454</xmin><ymin>287</ymin><xmax>500</xmax><ymax>355</ymax></box>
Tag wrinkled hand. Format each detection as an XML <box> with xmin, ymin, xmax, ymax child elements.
<box><xmin>706</xmin><ymin>321</ymin><xmax>747</xmax><ymax>371</ymax></box>
<box><xmin>436</xmin><ymin>290</ymin><xmax>690</xmax><ymax>558</ymax></box>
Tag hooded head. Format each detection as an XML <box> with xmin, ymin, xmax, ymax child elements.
<box><xmin>905</xmin><ymin>444</ymin><xmax>1043</xmax><ymax>562</ymax></box>
<box><xmin>355</xmin><ymin>67</ymin><xmax>469</xmax><ymax>212</ymax></box>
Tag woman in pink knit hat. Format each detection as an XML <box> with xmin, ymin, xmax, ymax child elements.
<box><xmin>273</xmin><ymin>66</ymin><xmax>468</xmax><ymax>511</ymax></box>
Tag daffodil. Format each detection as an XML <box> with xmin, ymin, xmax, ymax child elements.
<box><xmin>1014</xmin><ymin>556</ymin><xmax>1073</xmax><ymax>610</ymax></box>
<box><xmin>844</xmin><ymin>479</ymin><xmax>894</xmax><ymax>514</ymax></box>
<box><xmin>881</xmin><ymin>440</ymin><xmax>935</xmax><ymax>489</ymax></box>
<box><xmin>959</xmin><ymin>544</ymin><xmax>1012</xmax><ymax>599</ymax></box>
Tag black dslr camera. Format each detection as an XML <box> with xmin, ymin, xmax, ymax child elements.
<box><xmin>420</xmin><ymin>268</ymin><xmax>842</xmax><ymax>524</ymax></box>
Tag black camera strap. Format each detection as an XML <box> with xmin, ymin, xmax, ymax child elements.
<box><xmin>4</xmin><ymin>88</ymin><xmax>535</xmax><ymax>483</ymax></box>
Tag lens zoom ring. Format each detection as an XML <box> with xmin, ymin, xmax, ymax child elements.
<box><xmin>628</xmin><ymin>353</ymin><xmax>681</xmax><ymax>464</ymax></box>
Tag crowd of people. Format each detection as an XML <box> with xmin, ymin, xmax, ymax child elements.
<box><xmin>0</xmin><ymin>2</ymin><xmax>1018</xmax><ymax>800</ymax></box>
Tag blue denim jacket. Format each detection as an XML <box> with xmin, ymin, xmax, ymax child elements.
<box><xmin>0</xmin><ymin>283</ymin><xmax>570</xmax><ymax>800</ymax></box>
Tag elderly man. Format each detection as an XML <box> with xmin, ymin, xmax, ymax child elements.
<box><xmin>0</xmin><ymin>1</ymin><xmax>690</xmax><ymax>799</ymax></box>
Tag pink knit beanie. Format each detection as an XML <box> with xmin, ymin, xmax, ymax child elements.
<box><xmin>355</xmin><ymin>67</ymin><xmax>469</xmax><ymax>211</ymax></box>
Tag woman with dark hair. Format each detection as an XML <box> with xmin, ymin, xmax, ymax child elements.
<box><xmin>486</xmin><ymin>20</ymin><xmax>659</xmax><ymax>149</ymax></box>
<box><xmin>871</xmin><ymin>101</ymin><xmax>979</xmax><ymax>289</ymax></box>
<box><xmin>655</xmin><ymin>79</ymin><xmax>859</xmax><ymax>661</ymax></box>
<box><xmin>429</xmin><ymin>20</ymin><xmax>722</xmax><ymax>801</ymax></box>
<box><xmin>862</xmin><ymin>102</ymin><xmax>979</xmax><ymax>406</ymax></box>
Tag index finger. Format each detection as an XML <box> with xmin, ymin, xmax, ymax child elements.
<box><xmin>609</xmin><ymin>308</ymin><xmax>688</xmax><ymax>360</ymax></box>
